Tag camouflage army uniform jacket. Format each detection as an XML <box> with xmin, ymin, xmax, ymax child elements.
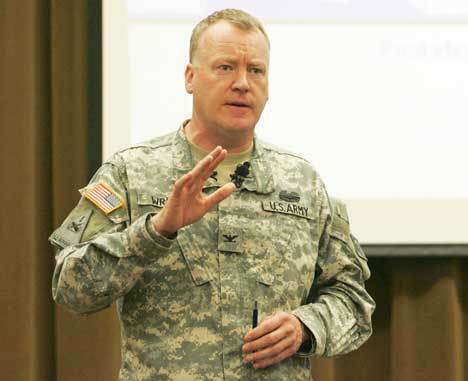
<box><xmin>50</xmin><ymin>127</ymin><xmax>375</xmax><ymax>381</ymax></box>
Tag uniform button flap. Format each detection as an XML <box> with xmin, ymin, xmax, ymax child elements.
<box><xmin>256</xmin><ymin>270</ymin><xmax>274</xmax><ymax>286</ymax></box>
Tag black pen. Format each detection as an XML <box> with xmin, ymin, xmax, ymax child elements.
<box><xmin>252</xmin><ymin>301</ymin><xmax>258</xmax><ymax>328</ymax></box>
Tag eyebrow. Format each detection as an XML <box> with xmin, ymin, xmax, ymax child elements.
<box><xmin>213</xmin><ymin>56</ymin><xmax>267</xmax><ymax>67</ymax></box>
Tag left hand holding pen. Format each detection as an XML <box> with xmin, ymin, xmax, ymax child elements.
<box><xmin>242</xmin><ymin>312</ymin><xmax>308</xmax><ymax>369</ymax></box>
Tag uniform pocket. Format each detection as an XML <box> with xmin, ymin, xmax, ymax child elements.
<box><xmin>249</xmin><ymin>266</ymin><xmax>293</xmax><ymax>319</ymax></box>
<box><xmin>243</xmin><ymin>205</ymin><xmax>318</xmax><ymax>307</ymax></box>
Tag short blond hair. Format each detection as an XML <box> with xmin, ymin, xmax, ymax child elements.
<box><xmin>189</xmin><ymin>9</ymin><xmax>270</xmax><ymax>63</ymax></box>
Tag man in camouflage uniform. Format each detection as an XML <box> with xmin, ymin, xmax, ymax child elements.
<box><xmin>50</xmin><ymin>9</ymin><xmax>375</xmax><ymax>381</ymax></box>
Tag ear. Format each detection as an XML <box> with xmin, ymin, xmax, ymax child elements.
<box><xmin>184</xmin><ymin>64</ymin><xmax>194</xmax><ymax>94</ymax></box>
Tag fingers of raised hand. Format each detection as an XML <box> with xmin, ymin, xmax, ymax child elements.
<box><xmin>172</xmin><ymin>173</ymin><xmax>193</xmax><ymax>198</ymax></box>
<box><xmin>204</xmin><ymin>182</ymin><xmax>236</xmax><ymax>210</ymax></box>
<box><xmin>172</xmin><ymin>148</ymin><xmax>223</xmax><ymax>196</ymax></box>
<box><xmin>189</xmin><ymin>146</ymin><xmax>225</xmax><ymax>184</ymax></box>
<box><xmin>199</xmin><ymin>148</ymin><xmax>227</xmax><ymax>182</ymax></box>
<box><xmin>173</xmin><ymin>147</ymin><xmax>228</xmax><ymax>200</ymax></box>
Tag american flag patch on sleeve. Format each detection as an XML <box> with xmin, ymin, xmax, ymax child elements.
<box><xmin>83</xmin><ymin>182</ymin><xmax>124</xmax><ymax>214</ymax></box>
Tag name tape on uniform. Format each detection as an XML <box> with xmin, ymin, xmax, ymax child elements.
<box><xmin>262</xmin><ymin>201</ymin><xmax>313</xmax><ymax>220</ymax></box>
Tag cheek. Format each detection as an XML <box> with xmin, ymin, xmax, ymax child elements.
<box><xmin>257</xmin><ymin>87</ymin><xmax>269</xmax><ymax>108</ymax></box>
<box><xmin>255</xmin><ymin>79</ymin><xmax>269</xmax><ymax>97</ymax></box>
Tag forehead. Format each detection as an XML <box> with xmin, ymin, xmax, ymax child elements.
<box><xmin>196</xmin><ymin>21</ymin><xmax>269</xmax><ymax>63</ymax></box>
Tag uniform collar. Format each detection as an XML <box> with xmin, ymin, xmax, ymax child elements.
<box><xmin>171</xmin><ymin>122</ymin><xmax>275</xmax><ymax>195</ymax></box>
<box><xmin>241</xmin><ymin>138</ymin><xmax>275</xmax><ymax>194</ymax></box>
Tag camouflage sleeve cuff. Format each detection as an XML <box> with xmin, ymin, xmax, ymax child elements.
<box><xmin>295</xmin><ymin>321</ymin><xmax>315</xmax><ymax>356</ymax></box>
<box><xmin>145</xmin><ymin>213</ymin><xmax>177</xmax><ymax>248</ymax></box>
<box><xmin>125</xmin><ymin>213</ymin><xmax>175</xmax><ymax>258</ymax></box>
<box><xmin>292</xmin><ymin>307</ymin><xmax>326</xmax><ymax>357</ymax></box>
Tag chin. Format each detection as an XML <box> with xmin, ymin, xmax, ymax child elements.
<box><xmin>220</xmin><ymin>118</ymin><xmax>257</xmax><ymax>135</ymax></box>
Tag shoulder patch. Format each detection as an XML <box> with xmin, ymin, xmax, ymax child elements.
<box><xmin>82</xmin><ymin>182</ymin><xmax>125</xmax><ymax>214</ymax></box>
<box><xmin>49</xmin><ymin>209</ymin><xmax>93</xmax><ymax>248</ymax></box>
<box><xmin>330</xmin><ymin>214</ymin><xmax>351</xmax><ymax>243</ymax></box>
<box><xmin>330</xmin><ymin>197</ymin><xmax>349</xmax><ymax>222</ymax></box>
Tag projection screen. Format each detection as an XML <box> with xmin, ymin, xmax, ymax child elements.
<box><xmin>103</xmin><ymin>0</ymin><xmax>468</xmax><ymax>246</ymax></box>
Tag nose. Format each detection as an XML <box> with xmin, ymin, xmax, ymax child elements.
<box><xmin>231</xmin><ymin>68</ymin><xmax>250</xmax><ymax>93</ymax></box>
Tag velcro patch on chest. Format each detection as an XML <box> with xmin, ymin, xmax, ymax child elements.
<box><xmin>150</xmin><ymin>196</ymin><xmax>168</xmax><ymax>208</ymax></box>
<box><xmin>137</xmin><ymin>193</ymin><xmax>168</xmax><ymax>208</ymax></box>
<box><xmin>218</xmin><ymin>228</ymin><xmax>243</xmax><ymax>253</ymax></box>
<box><xmin>83</xmin><ymin>182</ymin><xmax>125</xmax><ymax>214</ymax></box>
<box><xmin>262</xmin><ymin>201</ymin><xmax>313</xmax><ymax>220</ymax></box>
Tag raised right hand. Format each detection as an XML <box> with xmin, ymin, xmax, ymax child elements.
<box><xmin>151</xmin><ymin>146</ymin><xmax>236</xmax><ymax>237</ymax></box>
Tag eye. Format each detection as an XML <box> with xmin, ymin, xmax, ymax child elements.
<box><xmin>249</xmin><ymin>67</ymin><xmax>265</xmax><ymax>74</ymax></box>
<box><xmin>219</xmin><ymin>64</ymin><xmax>233</xmax><ymax>71</ymax></box>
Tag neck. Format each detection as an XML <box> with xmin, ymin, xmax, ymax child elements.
<box><xmin>184</xmin><ymin>119</ymin><xmax>254</xmax><ymax>153</ymax></box>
